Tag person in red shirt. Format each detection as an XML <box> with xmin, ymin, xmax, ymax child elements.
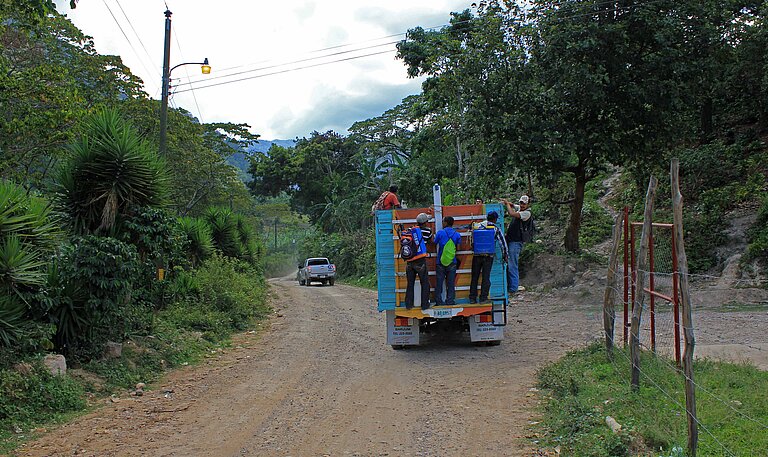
<box><xmin>381</xmin><ymin>185</ymin><xmax>401</xmax><ymax>210</ymax></box>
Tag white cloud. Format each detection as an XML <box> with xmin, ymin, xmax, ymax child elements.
<box><xmin>54</xmin><ymin>0</ymin><xmax>470</xmax><ymax>140</ymax></box>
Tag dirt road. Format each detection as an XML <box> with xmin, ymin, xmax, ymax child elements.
<box><xmin>18</xmin><ymin>278</ymin><xmax>586</xmax><ymax>457</ymax></box>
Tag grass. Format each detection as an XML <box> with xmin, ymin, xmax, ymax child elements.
<box><xmin>536</xmin><ymin>342</ymin><xmax>768</xmax><ymax>457</ymax></box>
<box><xmin>341</xmin><ymin>273</ymin><xmax>377</xmax><ymax>290</ymax></box>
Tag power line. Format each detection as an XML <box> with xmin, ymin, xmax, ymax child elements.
<box><xmin>173</xmin><ymin>40</ymin><xmax>399</xmax><ymax>88</ymax></box>
<box><xmin>174</xmin><ymin>49</ymin><xmax>395</xmax><ymax>94</ymax></box>
<box><xmin>171</xmin><ymin>29</ymin><xmax>204</xmax><ymax>123</ymax></box>
<box><xmin>176</xmin><ymin>20</ymin><xmax>467</xmax><ymax>81</ymax></box>
<box><xmin>99</xmin><ymin>0</ymin><xmax>159</xmax><ymax>94</ymax></box>
<box><xmin>113</xmin><ymin>0</ymin><xmax>161</xmax><ymax>76</ymax></box>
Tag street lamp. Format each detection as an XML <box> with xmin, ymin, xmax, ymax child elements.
<box><xmin>159</xmin><ymin>9</ymin><xmax>211</xmax><ymax>155</ymax></box>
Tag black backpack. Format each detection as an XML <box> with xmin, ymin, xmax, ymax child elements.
<box><xmin>520</xmin><ymin>217</ymin><xmax>536</xmax><ymax>243</ymax></box>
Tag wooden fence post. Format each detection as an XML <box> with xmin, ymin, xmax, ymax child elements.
<box><xmin>603</xmin><ymin>213</ymin><xmax>624</xmax><ymax>358</ymax></box>
<box><xmin>630</xmin><ymin>175</ymin><xmax>657</xmax><ymax>391</ymax></box>
<box><xmin>671</xmin><ymin>158</ymin><xmax>698</xmax><ymax>456</ymax></box>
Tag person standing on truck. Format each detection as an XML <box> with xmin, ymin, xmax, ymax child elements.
<box><xmin>433</xmin><ymin>216</ymin><xmax>462</xmax><ymax>306</ymax></box>
<box><xmin>469</xmin><ymin>211</ymin><xmax>508</xmax><ymax>304</ymax></box>
<box><xmin>404</xmin><ymin>212</ymin><xmax>433</xmax><ymax>310</ymax></box>
<box><xmin>501</xmin><ymin>195</ymin><xmax>533</xmax><ymax>293</ymax></box>
<box><xmin>372</xmin><ymin>186</ymin><xmax>401</xmax><ymax>214</ymax></box>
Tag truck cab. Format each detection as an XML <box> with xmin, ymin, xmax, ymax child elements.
<box><xmin>374</xmin><ymin>184</ymin><xmax>508</xmax><ymax>348</ymax></box>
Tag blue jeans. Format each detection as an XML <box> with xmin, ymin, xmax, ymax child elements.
<box><xmin>435</xmin><ymin>262</ymin><xmax>457</xmax><ymax>305</ymax></box>
<box><xmin>507</xmin><ymin>241</ymin><xmax>524</xmax><ymax>292</ymax></box>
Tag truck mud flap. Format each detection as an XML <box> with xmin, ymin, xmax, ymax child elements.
<box><xmin>469</xmin><ymin>315</ymin><xmax>504</xmax><ymax>342</ymax></box>
<box><xmin>386</xmin><ymin>310</ymin><xmax>419</xmax><ymax>346</ymax></box>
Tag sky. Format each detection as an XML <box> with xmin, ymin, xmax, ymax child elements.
<box><xmin>53</xmin><ymin>0</ymin><xmax>471</xmax><ymax>140</ymax></box>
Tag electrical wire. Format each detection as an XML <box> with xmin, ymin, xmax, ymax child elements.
<box><xmin>99</xmin><ymin>0</ymin><xmax>160</xmax><ymax>94</ymax></box>
<box><xmin>173</xmin><ymin>49</ymin><xmax>394</xmax><ymax>94</ymax></box>
<box><xmin>113</xmin><ymin>0</ymin><xmax>161</xmax><ymax>76</ymax></box>
<box><xmin>174</xmin><ymin>0</ymin><xmax>669</xmax><ymax>94</ymax></box>
<box><xmin>171</xmin><ymin>29</ymin><xmax>204</xmax><ymax>123</ymax></box>
<box><xmin>173</xmin><ymin>40</ymin><xmax>399</xmax><ymax>88</ymax></box>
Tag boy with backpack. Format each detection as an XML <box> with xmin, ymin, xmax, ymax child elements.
<box><xmin>501</xmin><ymin>195</ymin><xmax>534</xmax><ymax>293</ymax></box>
<box><xmin>433</xmin><ymin>216</ymin><xmax>462</xmax><ymax>306</ymax></box>
<box><xmin>401</xmin><ymin>212</ymin><xmax>433</xmax><ymax>310</ymax></box>
<box><xmin>371</xmin><ymin>185</ymin><xmax>401</xmax><ymax>214</ymax></box>
<box><xmin>469</xmin><ymin>211</ymin><xmax>509</xmax><ymax>304</ymax></box>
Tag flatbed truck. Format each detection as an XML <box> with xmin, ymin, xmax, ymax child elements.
<box><xmin>374</xmin><ymin>184</ymin><xmax>509</xmax><ymax>348</ymax></box>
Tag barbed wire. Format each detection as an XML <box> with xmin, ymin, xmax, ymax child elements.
<box><xmin>636</xmin><ymin>338</ymin><xmax>768</xmax><ymax>431</ymax></box>
<box><xmin>603</xmin><ymin>332</ymin><xmax>738</xmax><ymax>457</ymax></box>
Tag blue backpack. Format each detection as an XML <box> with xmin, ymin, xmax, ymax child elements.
<box><xmin>473</xmin><ymin>223</ymin><xmax>496</xmax><ymax>255</ymax></box>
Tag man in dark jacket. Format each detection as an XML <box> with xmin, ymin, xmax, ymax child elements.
<box><xmin>469</xmin><ymin>211</ymin><xmax>508</xmax><ymax>304</ymax></box>
<box><xmin>501</xmin><ymin>195</ymin><xmax>532</xmax><ymax>293</ymax></box>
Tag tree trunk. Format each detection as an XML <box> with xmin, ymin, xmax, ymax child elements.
<box><xmin>564</xmin><ymin>167</ymin><xmax>587</xmax><ymax>252</ymax></box>
<box><xmin>527</xmin><ymin>172</ymin><xmax>535</xmax><ymax>200</ymax></box>
<box><xmin>700</xmin><ymin>97</ymin><xmax>713</xmax><ymax>142</ymax></box>
<box><xmin>455</xmin><ymin>135</ymin><xmax>463</xmax><ymax>178</ymax></box>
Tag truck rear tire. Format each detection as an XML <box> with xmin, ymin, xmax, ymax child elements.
<box><xmin>329</xmin><ymin>278</ymin><xmax>335</xmax><ymax>286</ymax></box>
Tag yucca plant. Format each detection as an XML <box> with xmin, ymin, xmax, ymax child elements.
<box><xmin>0</xmin><ymin>181</ymin><xmax>60</xmax><ymax>325</ymax></box>
<box><xmin>0</xmin><ymin>294</ymin><xmax>29</xmax><ymax>347</ymax></box>
<box><xmin>203</xmin><ymin>207</ymin><xmax>242</xmax><ymax>259</ymax></box>
<box><xmin>56</xmin><ymin>109</ymin><xmax>169</xmax><ymax>235</ymax></box>
<box><xmin>178</xmin><ymin>216</ymin><xmax>213</xmax><ymax>267</ymax></box>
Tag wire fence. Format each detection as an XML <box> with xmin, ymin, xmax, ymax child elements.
<box><xmin>595</xmin><ymin>204</ymin><xmax>768</xmax><ymax>456</ymax></box>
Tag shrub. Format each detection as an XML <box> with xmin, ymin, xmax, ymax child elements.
<box><xmin>191</xmin><ymin>253</ymin><xmax>268</xmax><ymax>330</ymax></box>
<box><xmin>178</xmin><ymin>216</ymin><xmax>213</xmax><ymax>267</ymax></box>
<box><xmin>49</xmin><ymin>236</ymin><xmax>141</xmax><ymax>359</ymax></box>
<box><xmin>0</xmin><ymin>360</ymin><xmax>86</xmax><ymax>437</ymax></box>
<box><xmin>0</xmin><ymin>181</ymin><xmax>60</xmax><ymax>352</ymax></box>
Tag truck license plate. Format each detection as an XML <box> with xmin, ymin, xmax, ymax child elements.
<box><xmin>433</xmin><ymin>308</ymin><xmax>453</xmax><ymax>318</ymax></box>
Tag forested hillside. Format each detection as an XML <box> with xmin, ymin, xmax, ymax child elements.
<box><xmin>249</xmin><ymin>0</ymin><xmax>768</xmax><ymax>280</ymax></box>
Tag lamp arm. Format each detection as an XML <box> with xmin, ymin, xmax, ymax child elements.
<box><xmin>169</xmin><ymin>61</ymin><xmax>207</xmax><ymax>74</ymax></box>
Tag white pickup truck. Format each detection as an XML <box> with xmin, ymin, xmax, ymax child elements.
<box><xmin>297</xmin><ymin>257</ymin><xmax>336</xmax><ymax>286</ymax></box>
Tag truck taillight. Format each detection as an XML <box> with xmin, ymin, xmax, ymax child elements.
<box><xmin>306</xmin><ymin>266</ymin><xmax>312</xmax><ymax>272</ymax></box>
<box><xmin>329</xmin><ymin>265</ymin><xmax>335</xmax><ymax>271</ymax></box>
<box><xmin>477</xmin><ymin>314</ymin><xmax>492</xmax><ymax>323</ymax></box>
<box><xmin>395</xmin><ymin>317</ymin><xmax>410</xmax><ymax>326</ymax></box>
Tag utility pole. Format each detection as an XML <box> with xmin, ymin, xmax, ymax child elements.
<box><xmin>159</xmin><ymin>9</ymin><xmax>172</xmax><ymax>155</ymax></box>
<box><xmin>274</xmin><ymin>218</ymin><xmax>278</xmax><ymax>250</ymax></box>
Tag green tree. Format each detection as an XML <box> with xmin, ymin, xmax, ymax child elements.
<box><xmin>0</xmin><ymin>8</ymin><xmax>144</xmax><ymax>189</ymax></box>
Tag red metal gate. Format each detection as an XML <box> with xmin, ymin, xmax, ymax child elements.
<box><xmin>623</xmin><ymin>207</ymin><xmax>681</xmax><ymax>365</ymax></box>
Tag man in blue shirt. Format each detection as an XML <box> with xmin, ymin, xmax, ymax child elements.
<box><xmin>433</xmin><ymin>216</ymin><xmax>462</xmax><ymax>306</ymax></box>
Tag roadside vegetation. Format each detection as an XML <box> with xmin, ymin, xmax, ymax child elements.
<box><xmin>536</xmin><ymin>343</ymin><xmax>768</xmax><ymax>457</ymax></box>
<box><xmin>1</xmin><ymin>3</ymin><xmax>269</xmax><ymax>452</ymax></box>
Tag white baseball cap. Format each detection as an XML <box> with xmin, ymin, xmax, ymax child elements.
<box><xmin>519</xmin><ymin>195</ymin><xmax>530</xmax><ymax>204</ymax></box>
